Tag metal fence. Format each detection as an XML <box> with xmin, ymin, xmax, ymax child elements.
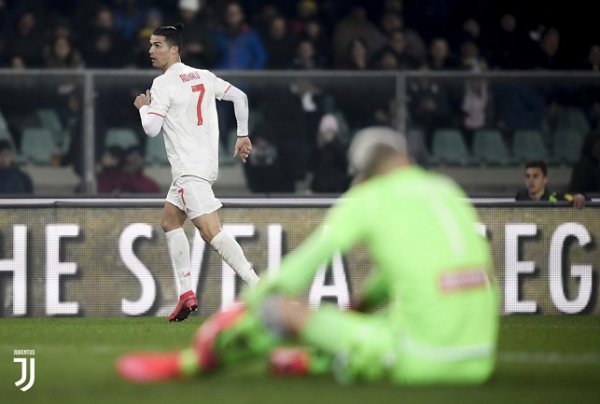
<box><xmin>0</xmin><ymin>69</ymin><xmax>598</xmax><ymax>195</ymax></box>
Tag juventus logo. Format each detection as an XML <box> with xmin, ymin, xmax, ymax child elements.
<box><xmin>13</xmin><ymin>349</ymin><xmax>36</xmax><ymax>392</ymax></box>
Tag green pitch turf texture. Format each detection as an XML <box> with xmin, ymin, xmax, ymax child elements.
<box><xmin>1</xmin><ymin>316</ymin><xmax>599</xmax><ymax>404</ymax></box>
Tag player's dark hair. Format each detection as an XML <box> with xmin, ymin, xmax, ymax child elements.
<box><xmin>152</xmin><ymin>23</ymin><xmax>184</xmax><ymax>51</ymax></box>
<box><xmin>525</xmin><ymin>160</ymin><xmax>547</xmax><ymax>176</ymax></box>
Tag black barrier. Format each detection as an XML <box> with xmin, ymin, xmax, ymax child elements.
<box><xmin>0</xmin><ymin>199</ymin><xmax>598</xmax><ymax>316</ymax></box>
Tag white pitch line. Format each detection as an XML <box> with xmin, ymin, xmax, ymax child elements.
<box><xmin>499</xmin><ymin>351</ymin><xmax>600</xmax><ymax>364</ymax></box>
<box><xmin>3</xmin><ymin>345</ymin><xmax>600</xmax><ymax>365</ymax></box>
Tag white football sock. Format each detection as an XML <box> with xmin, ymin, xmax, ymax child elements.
<box><xmin>210</xmin><ymin>230</ymin><xmax>259</xmax><ymax>287</ymax></box>
<box><xmin>165</xmin><ymin>228</ymin><xmax>193</xmax><ymax>295</ymax></box>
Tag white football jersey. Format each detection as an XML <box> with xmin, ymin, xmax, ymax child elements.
<box><xmin>147</xmin><ymin>62</ymin><xmax>230</xmax><ymax>181</ymax></box>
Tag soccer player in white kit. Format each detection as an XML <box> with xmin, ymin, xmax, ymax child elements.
<box><xmin>133</xmin><ymin>24</ymin><xmax>260</xmax><ymax>322</ymax></box>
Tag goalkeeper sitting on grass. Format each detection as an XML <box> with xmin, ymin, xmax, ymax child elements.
<box><xmin>117</xmin><ymin>127</ymin><xmax>499</xmax><ymax>385</ymax></box>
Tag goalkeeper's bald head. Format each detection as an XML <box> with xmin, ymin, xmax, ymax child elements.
<box><xmin>348</xmin><ymin>127</ymin><xmax>409</xmax><ymax>184</ymax></box>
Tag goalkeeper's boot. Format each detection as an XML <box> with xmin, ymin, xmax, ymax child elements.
<box><xmin>116</xmin><ymin>351</ymin><xmax>181</xmax><ymax>382</ymax></box>
<box><xmin>168</xmin><ymin>291</ymin><xmax>198</xmax><ymax>322</ymax></box>
<box><xmin>192</xmin><ymin>302</ymin><xmax>246</xmax><ymax>372</ymax></box>
<box><xmin>116</xmin><ymin>348</ymin><xmax>199</xmax><ymax>383</ymax></box>
<box><xmin>270</xmin><ymin>347</ymin><xmax>311</xmax><ymax>377</ymax></box>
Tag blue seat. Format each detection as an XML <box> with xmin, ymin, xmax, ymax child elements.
<box><xmin>144</xmin><ymin>133</ymin><xmax>169</xmax><ymax>165</ymax></box>
<box><xmin>21</xmin><ymin>128</ymin><xmax>59</xmax><ymax>164</ymax></box>
<box><xmin>406</xmin><ymin>127</ymin><xmax>429</xmax><ymax>164</ymax></box>
<box><xmin>472</xmin><ymin>129</ymin><xmax>512</xmax><ymax>166</ymax></box>
<box><xmin>430</xmin><ymin>128</ymin><xmax>473</xmax><ymax>166</ymax></box>
<box><xmin>105</xmin><ymin>128</ymin><xmax>139</xmax><ymax>149</ymax></box>
<box><xmin>219</xmin><ymin>130</ymin><xmax>238</xmax><ymax>166</ymax></box>
<box><xmin>553</xmin><ymin>128</ymin><xmax>584</xmax><ymax>164</ymax></box>
<box><xmin>512</xmin><ymin>129</ymin><xmax>549</xmax><ymax>163</ymax></box>
<box><xmin>36</xmin><ymin>108</ymin><xmax>70</xmax><ymax>153</ymax></box>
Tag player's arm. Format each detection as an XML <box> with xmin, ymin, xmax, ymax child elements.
<box><xmin>560</xmin><ymin>192</ymin><xmax>587</xmax><ymax>209</ymax></box>
<box><xmin>213</xmin><ymin>74</ymin><xmax>251</xmax><ymax>162</ymax></box>
<box><xmin>221</xmin><ymin>85</ymin><xmax>252</xmax><ymax>162</ymax></box>
<box><xmin>246</xmin><ymin>188</ymin><xmax>369</xmax><ymax>306</ymax></box>
<box><xmin>134</xmin><ymin>83</ymin><xmax>169</xmax><ymax>137</ymax></box>
<box><xmin>352</xmin><ymin>270</ymin><xmax>389</xmax><ymax>312</ymax></box>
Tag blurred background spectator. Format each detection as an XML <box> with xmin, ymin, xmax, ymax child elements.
<box><xmin>97</xmin><ymin>146</ymin><xmax>127</xmax><ymax>194</ymax></box>
<box><xmin>44</xmin><ymin>36</ymin><xmax>83</xmax><ymax>68</ymax></box>
<box><xmin>310</xmin><ymin>114</ymin><xmax>350</xmax><ymax>193</ymax></box>
<box><xmin>176</xmin><ymin>0</ymin><xmax>217</xmax><ymax>68</ymax></box>
<box><xmin>213</xmin><ymin>1</ymin><xmax>266</xmax><ymax>70</ymax></box>
<box><xmin>122</xmin><ymin>145</ymin><xmax>161</xmax><ymax>193</ymax></box>
<box><xmin>0</xmin><ymin>0</ymin><xmax>599</xmax><ymax>196</ymax></box>
<box><xmin>0</xmin><ymin>140</ymin><xmax>33</xmax><ymax>194</ymax></box>
<box><xmin>569</xmin><ymin>131</ymin><xmax>600</xmax><ymax>195</ymax></box>
<box><xmin>0</xmin><ymin>0</ymin><xmax>597</xmax><ymax>72</ymax></box>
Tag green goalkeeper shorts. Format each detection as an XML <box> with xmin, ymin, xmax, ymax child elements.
<box><xmin>301</xmin><ymin>305</ymin><xmax>495</xmax><ymax>385</ymax></box>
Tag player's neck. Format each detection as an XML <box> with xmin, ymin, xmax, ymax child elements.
<box><xmin>378</xmin><ymin>156</ymin><xmax>410</xmax><ymax>175</ymax></box>
<box><xmin>161</xmin><ymin>58</ymin><xmax>182</xmax><ymax>73</ymax></box>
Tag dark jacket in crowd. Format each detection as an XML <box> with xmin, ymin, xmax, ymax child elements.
<box><xmin>0</xmin><ymin>166</ymin><xmax>34</xmax><ymax>194</ymax></box>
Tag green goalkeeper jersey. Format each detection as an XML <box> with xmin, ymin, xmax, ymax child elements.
<box><xmin>255</xmin><ymin>166</ymin><xmax>498</xmax><ymax>353</ymax></box>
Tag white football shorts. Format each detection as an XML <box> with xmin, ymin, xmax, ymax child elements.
<box><xmin>165</xmin><ymin>175</ymin><xmax>223</xmax><ymax>219</ymax></box>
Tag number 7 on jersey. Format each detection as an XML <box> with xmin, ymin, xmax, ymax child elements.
<box><xmin>191</xmin><ymin>84</ymin><xmax>205</xmax><ymax>126</ymax></box>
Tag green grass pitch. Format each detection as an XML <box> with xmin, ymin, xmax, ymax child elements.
<box><xmin>0</xmin><ymin>316</ymin><xmax>599</xmax><ymax>404</ymax></box>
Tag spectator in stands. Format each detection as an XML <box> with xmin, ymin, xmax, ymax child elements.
<box><xmin>489</xmin><ymin>13</ymin><xmax>529</xmax><ymax>69</ymax></box>
<box><xmin>130</xmin><ymin>8</ymin><xmax>163</xmax><ymax>68</ymax></box>
<box><xmin>408</xmin><ymin>64</ymin><xmax>455</xmax><ymax>149</ymax></box>
<box><xmin>289</xmin><ymin>0</ymin><xmax>319</xmax><ymax>38</ymax></box>
<box><xmin>97</xmin><ymin>146</ymin><xmax>127</xmax><ymax>194</ymax></box>
<box><xmin>0</xmin><ymin>140</ymin><xmax>33</xmax><ymax>194</ymax></box>
<box><xmin>583</xmin><ymin>44</ymin><xmax>600</xmax><ymax>71</ymax></box>
<box><xmin>8</xmin><ymin>12</ymin><xmax>44</xmax><ymax>68</ymax></box>
<box><xmin>454</xmin><ymin>18</ymin><xmax>485</xmax><ymax>55</ymax></box>
<box><xmin>58</xmin><ymin>90</ymin><xmax>85</xmax><ymax>193</ymax></box>
<box><xmin>332</xmin><ymin>5</ymin><xmax>386</xmax><ymax>68</ymax></box>
<box><xmin>45</xmin><ymin>36</ymin><xmax>83</xmax><ymax>69</ymax></box>
<box><xmin>252</xmin><ymin>3</ymin><xmax>280</xmax><ymax>39</ymax></box>
<box><xmin>528</xmin><ymin>27</ymin><xmax>567</xmax><ymax>69</ymax></box>
<box><xmin>569</xmin><ymin>131</ymin><xmax>600</xmax><ymax>195</ymax></box>
<box><xmin>459</xmin><ymin>40</ymin><xmax>489</xmax><ymax>147</ymax></box>
<box><xmin>300</xmin><ymin>18</ymin><xmax>331</xmax><ymax>68</ymax></box>
<box><xmin>121</xmin><ymin>145</ymin><xmax>161</xmax><ymax>193</ymax></box>
<box><xmin>380</xmin><ymin>12</ymin><xmax>426</xmax><ymax>65</ymax></box>
<box><xmin>310</xmin><ymin>114</ymin><xmax>349</xmax><ymax>193</ymax></box>
<box><xmin>85</xmin><ymin>30</ymin><xmax>122</xmax><ymax>68</ymax></box>
<box><xmin>428</xmin><ymin>37</ymin><xmax>457</xmax><ymax>70</ymax></box>
<box><xmin>290</xmin><ymin>39</ymin><xmax>319</xmax><ymax>70</ymax></box>
<box><xmin>243</xmin><ymin>125</ymin><xmax>290</xmax><ymax>193</ymax></box>
<box><xmin>113</xmin><ymin>0</ymin><xmax>145</xmax><ymax>42</ymax></box>
<box><xmin>495</xmin><ymin>83</ymin><xmax>545</xmax><ymax>140</ymax></box>
<box><xmin>260</xmin><ymin>80</ymin><xmax>323</xmax><ymax>188</ymax></box>
<box><xmin>385</xmin><ymin>30</ymin><xmax>420</xmax><ymax>70</ymax></box>
<box><xmin>84</xmin><ymin>7</ymin><xmax>124</xmax><ymax>68</ymax></box>
<box><xmin>340</xmin><ymin>37</ymin><xmax>371</xmax><ymax>70</ymax></box>
<box><xmin>374</xmin><ymin>48</ymin><xmax>399</xmax><ymax>70</ymax></box>
<box><xmin>516</xmin><ymin>160</ymin><xmax>586</xmax><ymax>208</ymax></box>
<box><xmin>88</xmin><ymin>6</ymin><xmax>117</xmax><ymax>39</ymax></box>
<box><xmin>0</xmin><ymin>0</ymin><xmax>8</xmax><ymax>67</ymax></box>
<box><xmin>176</xmin><ymin>0</ymin><xmax>216</xmax><ymax>68</ymax></box>
<box><xmin>213</xmin><ymin>1</ymin><xmax>267</xmax><ymax>70</ymax></box>
<box><xmin>264</xmin><ymin>16</ymin><xmax>294</xmax><ymax>69</ymax></box>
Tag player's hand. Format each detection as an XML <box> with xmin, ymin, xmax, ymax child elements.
<box><xmin>134</xmin><ymin>90</ymin><xmax>151</xmax><ymax>110</ymax></box>
<box><xmin>233</xmin><ymin>136</ymin><xmax>252</xmax><ymax>163</ymax></box>
<box><xmin>573</xmin><ymin>193</ymin><xmax>586</xmax><ymax>209</ymax></box>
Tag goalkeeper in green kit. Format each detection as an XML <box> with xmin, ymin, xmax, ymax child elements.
<box><xmin>117</xmin><ymin>127</ymin><xmax>499</xmax><ymax>385</ymax></box>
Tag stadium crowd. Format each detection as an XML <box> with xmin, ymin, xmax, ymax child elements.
<box><xmin>0</xmin><ymin>0</ymin><xmax>599</xmax><ymax>196</ymax></box>
<box><xmin>1</xmin><ymin>0</ymin><xmax>599</xmax><ymax>71</ymax></box>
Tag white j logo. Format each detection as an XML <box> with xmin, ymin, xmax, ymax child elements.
<box><xmin>14</xmin><ymin>357</ymin><xmax>35</xmax><ymax>392</ymax></box>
